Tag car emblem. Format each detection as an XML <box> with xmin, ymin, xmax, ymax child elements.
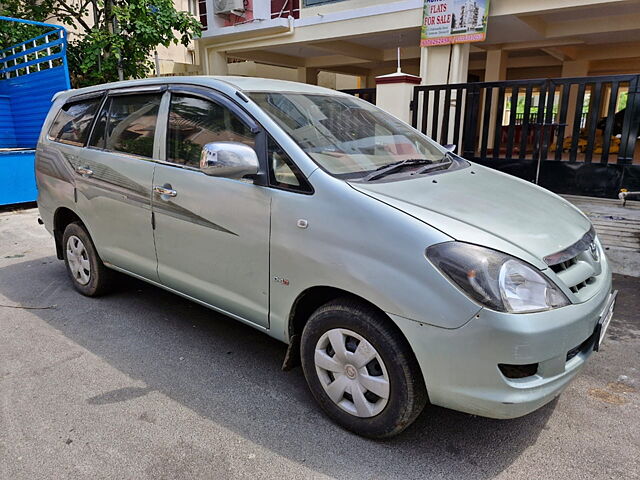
<box><xmin>589</xmin><ymin>241</ymin><xmax>599</xmax><ymax>261</ymax></box>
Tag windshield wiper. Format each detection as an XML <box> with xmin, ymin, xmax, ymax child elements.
<box><xmin>416</xmin><ymin>157</ymin><xmax>453</xmax><ymax>175</ymax></box>
<box><xmin>414</xmin><ymin>152</ymin><xmax>455</xmax><ymax>175</ymax></box>
<box><xmin>363</xmin><ymin>159</ymin><xmax>434</xmax><ymax>182</ymax></box>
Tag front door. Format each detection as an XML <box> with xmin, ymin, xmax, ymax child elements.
<box><xmin>152</xmin><ymin>89</ymin><xmax>271</xmax><ymax>328</ymax></box>
<box><xmin>75</xmin><ymin>89</ymin><xmax>165</xmax><ymax>281</ymax></box>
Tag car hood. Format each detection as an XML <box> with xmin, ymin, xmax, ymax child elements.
<box><xmin>349</xmin><ymin>164</ymin><xmax>592</xmax><ymax>269</ymax></box>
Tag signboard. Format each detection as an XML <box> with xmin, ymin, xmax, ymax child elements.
<box><xmin>421</xmin><ymin>0</ymin><xmax>490</xmax><ymax>47</ymax></box>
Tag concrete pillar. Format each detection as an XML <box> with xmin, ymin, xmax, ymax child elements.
<box><xmin>375</xmin><ymin>72</ymin><xmax>421</xmax><ymax>124</ymax></box>
<box><xmin>365</xmin><ymin>74</ymin><xmax>377</xmax><ymax>89</ymax></box>
<box><xmin>418</xmin><ymin>44</ymin><xmax>470</xmax><ymax>145</ymax></box>
<box><xmin>561</xmin><ymin>60</ymin><xmax>589</xmax><ymax>78</ymax></box>
<box><xmin>419</xmin><ymin>46</ymin><xmax>449</xmax><ymax>142</ymax></box>
<box><xmin>484</xmin><ymin>49</ymin><xmax>508</xmax><ymax>150</ymax></box>
<box><xmin>207</xmin><ymin>49</ymin><xmax>228</xmax><ymax>75</ymax></box>
<box><xmin>317</xmin><ymin>71</ymin><xmax>336</xmax><ymax>89</ymax></box>
<box><xmin>447</xmin><ymin>43</ymin><xmax>471</xmax><ymax>148</ymax></box>
<box><xmin>449</xmin><ymin>43</ymin><xmax>470</xmax><ymax>84</ymax></box>
<box><xmin>419</xmin><ymin>45</ymin><xmax>451</xmax><ymax>85</ymax></box>
<box><xmin>485</xmin><ymin>49</ymin><xmax>508</xmax><ymax>82</ymax></box>
<box><xmin>419</xmin><ymin>43</ymin><xmax>470</xmax><ymax>85</ymax></box>
<box><xmin>296</xmin><ymin>67</ymin><xmax>319</xmax><ymax>85</ymax></box>
<box><xmin>562</xmin><ymin>60</ymin><xmax>590</xmax><ymax>133</ymax></box>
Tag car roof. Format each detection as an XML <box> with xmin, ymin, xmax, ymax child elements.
<box><xmin>215</xmin><ymin>76</ymin><xmax>340</xmax><ymax>94</ymax></box>
<box><xmin>54</xmin><ymin>75</ymin><xmax>345</xmax><ymax>102</ymax></box>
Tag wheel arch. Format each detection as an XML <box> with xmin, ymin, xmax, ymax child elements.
<box><xmin>52</xmin><ymin>207</ymin><xmax>85</xmax><ymax>260</ymax></box>
<box><xmin>288</xmin><ymin>286</ymin><xmax>385</xmax><ymax>339</ymax></box>
<box><xmin>283</xmin><ymin>285</ymin><xmax>421</xmax><ymax>376</ymax></box>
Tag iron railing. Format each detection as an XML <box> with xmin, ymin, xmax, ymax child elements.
<box><xmin>271</xmin><ymin>0</ymin><xmax>300</xmax><ymax>18</ymax></box>
<box><xmin>513</xmin><ymin>111</ymin><xmax>588</xmax><ymax>127</ymax></box>
<box><xmin>0</xmin><ymin>17</ymin><xmax>68</xmax><ymax>80</ymax></box>
<box><xmin>410</xmin><ymin>75</ymin><xmax>640</xmax><ymax>198</ymax></box>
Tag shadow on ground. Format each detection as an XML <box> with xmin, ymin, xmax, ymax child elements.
<box><xmin>0</xmin><ymin>256</ymin><xmax>558</xmax><ymax>479</ymax></box>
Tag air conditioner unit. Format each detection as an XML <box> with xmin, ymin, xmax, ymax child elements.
<box><xmin>214</xmin><ymin>0</ymin><xmax>245</xmax><ymax>15</ymax></box>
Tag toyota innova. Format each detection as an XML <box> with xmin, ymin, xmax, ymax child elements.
<box><xmin>36</xmin><ymin>77</ymin><xmax>616</xmax><ymax>438</ymax></box>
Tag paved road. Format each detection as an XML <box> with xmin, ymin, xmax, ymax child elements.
<box><xmin>1</xmin><ymin>208</ymin><xmax>639</xmax><ymax>480</ymax></box>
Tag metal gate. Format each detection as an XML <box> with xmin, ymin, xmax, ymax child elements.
<box><xmin>340</xmin><ymin>88</ymin><xmax>376</xmax><ymax>105</ymax></box>
<box><xmin>411</xmin><ymin>75</ymin><xmax>640</xmax><ymax>198</ymax></box>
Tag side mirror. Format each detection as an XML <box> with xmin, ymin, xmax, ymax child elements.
<box><xmin>200</xmin><ymin>142</ymin><xmax>259</xmax><ymax>179</ymax></box>
<box><xmin>443</xmin><ymin>144</ymin><xmax>456</xmax><ymax>152</ymax></box>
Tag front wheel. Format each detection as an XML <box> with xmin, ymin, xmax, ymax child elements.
<box><xmin>300</xmin><ymin>298</ymin><xmax>427</xmax><ymax>438</ymax></box>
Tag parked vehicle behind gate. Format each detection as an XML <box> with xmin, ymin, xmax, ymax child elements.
<box><xmin>36</xmin><ymin>77</ymin><xmax>616</xmax><ymax>438</ymax></box>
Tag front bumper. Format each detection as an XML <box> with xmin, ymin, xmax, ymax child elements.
<box><xmin>390</xmin><ymin>262</ymin><xmax>613</xmax><ymax>419</ymax></box>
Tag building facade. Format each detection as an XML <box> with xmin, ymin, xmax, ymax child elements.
<box><xmin>195</xmin><ymin>0</ymin><xmax>640</xmax><ymax>87</ymax></box>
<box><xmin>153</xmin><ymin>0</ymin><xmax>202</xmax><ymax>75</ymax></box>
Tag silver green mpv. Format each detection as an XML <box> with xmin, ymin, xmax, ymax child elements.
<box><xmin>36</xmin><ymin>77</ymin><xmax>616</xmax><ymax>438</ymax></box>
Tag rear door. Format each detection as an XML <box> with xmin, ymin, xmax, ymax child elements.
<box><xmin>151</xmin><ymin>86</ymin><xmax>271</xmax><ymax>327</ymax></box>
<box><xmin>76</xmin><ymin>87</ymin><xmax>165</xmax><ymax>280</ymax></box>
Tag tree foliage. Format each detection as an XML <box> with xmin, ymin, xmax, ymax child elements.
<box><xmin>0</xmin><ymin>0</ymin><xmax>202</xmax><ymax>87</ymax></box>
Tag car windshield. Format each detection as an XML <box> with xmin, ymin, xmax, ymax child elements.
<box><xmin>248</xmin><ymin>92</ymin><xmax>448</xmax><ymax>180</ymax></box>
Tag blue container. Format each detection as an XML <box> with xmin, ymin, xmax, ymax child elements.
<box><xmin>0</xmin><ymin>150</ymin><xmax>37</xmax><ymax>205</ymax></box>
<box><xmin>0</xmin><ymin>16</ymin><xmax>70</xmax><ymax>206</ymax></box>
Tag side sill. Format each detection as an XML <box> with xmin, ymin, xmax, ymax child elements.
<box><xmin>103</xmin><ymin>262</ymin><xmax>270</xmax><ymax>333</ymax></box>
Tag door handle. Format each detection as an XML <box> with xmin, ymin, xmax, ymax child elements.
<box><xmin>153</xmin><ymin>185</ymin><xmax>177</xmax><ymax>197</ymax></box>
<box><xmin>75</xmin><ymin>166</ymin><xmax>93</xmax><ymax>177</ymax></box>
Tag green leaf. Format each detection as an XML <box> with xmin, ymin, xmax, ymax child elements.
<box><xmin>1</xmin><ymin>0</ymin><xmax>202</xmax><ymax>87</ymax></box>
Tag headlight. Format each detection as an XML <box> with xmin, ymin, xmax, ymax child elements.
<box><xmin>426</xmin><ymin>242</ymin><xmax>569</xmax><ymax>313</ymax></box>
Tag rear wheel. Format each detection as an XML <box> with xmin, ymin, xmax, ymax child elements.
<box><xmin>300</xmin><ymin>298</ymin><xmax>427</xmax><ymax>438</ymax></box>
<box><xmin>62</xmin><ymin>222</ymin><xmax>112</xmax><ymax>296</ymax></box>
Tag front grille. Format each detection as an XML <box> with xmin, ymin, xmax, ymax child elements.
<box><xmin>545</xmin><ymin>227</ymin><xmax>600</xmax><ymax>297</ymax></box>
<box><xmin>550</xmin><ymin>252</ymin><xmax>597</xmax><ymax>294</ymax></box>
<box><xmin>550</xmin><ymin>256</ymin><xmax>578</xmax><ymax>273</ymax></box>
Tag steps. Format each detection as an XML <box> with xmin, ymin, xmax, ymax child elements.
<box><xmin>563</xmin><ymin>195</ymin><xmax>640</xmax><ymax>277</ymax></box>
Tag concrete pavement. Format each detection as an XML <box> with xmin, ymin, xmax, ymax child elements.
<box><xmin>1</xmin><ymin>207</ymin><xmax>639</xmax><ymax>479</ymax></box>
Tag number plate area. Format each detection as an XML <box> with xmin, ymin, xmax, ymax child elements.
<box><xmin>594</xmin><ymin>290</ymin><xmax>617</xmax><ymax>352</ymax></box>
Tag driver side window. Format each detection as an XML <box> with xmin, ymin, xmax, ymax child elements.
<box><xmin>166</xmin><ymin>94</ymin><xmax>256</xmax><ymax>168</ymax></box>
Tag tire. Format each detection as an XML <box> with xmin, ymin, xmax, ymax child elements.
<box><xmin>300</xmin><ymin>298</ymin><xmax>427</xmax><ymax>438</ymax></box>
<box><xmin>62</xmin><ymin>221</ymin><xmax>112</xmax><ymax>297</ymax></box>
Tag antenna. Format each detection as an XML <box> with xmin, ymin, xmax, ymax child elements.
<box><xmin>396</xmin><ymin>33</ymin><xmax>403</xmax><ymax>73</ymax></box>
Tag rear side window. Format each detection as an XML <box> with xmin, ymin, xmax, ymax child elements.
<box><xmin>48</xmin><ymin>98</ymin><xmax>101</xmax><ymax>146</ymax></box>
<box><xmin>90</xmin><ymin>93</ymin><xmax>162</xmax><ymax>158</ymax></box>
